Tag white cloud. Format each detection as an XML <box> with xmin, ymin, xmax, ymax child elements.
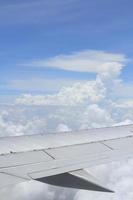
<box><xmin>16</xmin><ymin>50</ymin><xmax>129</xmax><ymax>106</ymax></box>
<box><xmin>0</xmin><ymin>108</ymin><xmax>47</xmax><ymax>136</ymax></box>
<box><xmin>80</xmin><ymin>104</ymin><xmax>114</xmax><ymax>129</ymax></box>
<box><xmin>28</xmin><ymin>50</ymin><xmax>127</xmax><ymax>78</ymax></box>
<box><xmin>56</xmin><ymin>123</ymin><xmax>71</xmax><ymax>132</ymax></box>
<box><xmin>0</xmin><ymin>181</ymin><xmax>55</xmax><ymax>200</ymax></box>
<box><xmin>15</xmin><ymin>78</ymin><xmax>106</xmax><ymax>106</ymax></box>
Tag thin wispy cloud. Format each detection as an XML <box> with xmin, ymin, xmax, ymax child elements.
<box><xmin>0</xmin><ymin>0</ymin><xmax>80</xmax><ymax>26</ymax></box>
<box><xmin>4</xmin><ymin>78</ymin><xmax>82</xmax><ymax>93</ymax></box>
<box><xmin>27</xmin><ymin>50</ymin><xmax>127</xmax><ymax>76</ymax></box>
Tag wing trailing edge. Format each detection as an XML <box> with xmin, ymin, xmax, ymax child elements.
<box><xmin>36</xmin><ymin>169</ymin><xmax>114</xmax><ymax>193</ymax></box>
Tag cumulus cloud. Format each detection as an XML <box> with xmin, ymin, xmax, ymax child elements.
<box><xmin>0</xmin><ymin>181</ymin><xmax>55</xmax><ymax>200</ymax></box>
<box><xmin>15</xmin><ymin>78</ymin><xmax>106</xmax><ymax>106</ymax></box>
<box><xmin>0</xmin><ymin>107</ymin><xmax>47</xmax><ymax>136</ymax></box>
<box><xmin>80</xmin><ymin>104</ymin><xmax>114</xmax><ymax>129</ymax></box>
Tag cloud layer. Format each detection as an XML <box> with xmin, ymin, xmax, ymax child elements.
<box><xmin>15</xmin><ymin>78</ymin><xmax>106</xmax><ymax>106</ymax></box>
<box><xmin>17</xmin><ymin>50</ymin><xmax>129</xmax><ymax>106</ymax></box>
<box><xmin>0</xmin><ymin>50</ymin><xmax>133</xmax><ymax>199</ymax></box>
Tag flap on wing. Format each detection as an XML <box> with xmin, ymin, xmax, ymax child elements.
<box><xmin>0</xmin><ymin>173</ymin><xmax>27</xmax><ymax>189</ymax></box>
<box><xmin>35</xmin><ymin>169</ymin><xmax>114</xmax><ymax>193</ymax></box>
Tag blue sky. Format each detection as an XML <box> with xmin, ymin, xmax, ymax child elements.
<box><xmin>0</xmin><ymin>0</ymin><xmax>133</xmax><ymax>102</ymax></box>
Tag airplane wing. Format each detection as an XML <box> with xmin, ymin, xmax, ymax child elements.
<box><xmin>0</xmin><ymin>124</ymin><xmax>133</xmax><ymax>192</ymax></box>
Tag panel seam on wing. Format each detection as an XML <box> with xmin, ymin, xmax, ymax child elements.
<box><xmin>43</xmin><ymin>150</ymin><xmax>56</xmax><ymax>160</ymax></box>
<box><xmin>100</xmin><ymin>142</ymin><xmax>114</xmax><ymax>150</ymax></box>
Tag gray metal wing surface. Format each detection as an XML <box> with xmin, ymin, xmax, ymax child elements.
<box><xmin>0</xmin><ymin>124</ymin><xmax>133</xmax><ymax>192</ymax></box>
